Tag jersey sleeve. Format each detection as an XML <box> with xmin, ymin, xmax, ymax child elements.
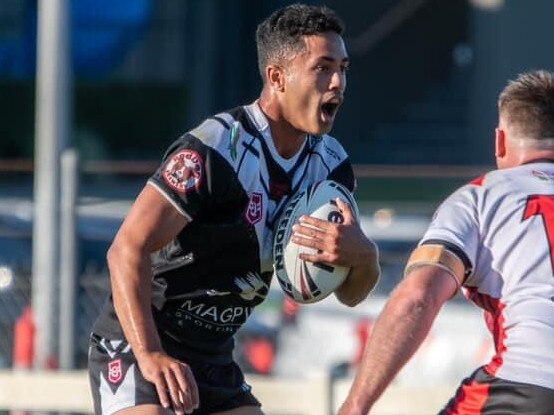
<box><xmin>420</xmin><ymin>185</ymin><xmax>480</xmax><ymax>280</ymax></box>
<box><xmin>148</xmin><ymin>132</ymin><xmax>246</xmax><ymax>222</ymax></box>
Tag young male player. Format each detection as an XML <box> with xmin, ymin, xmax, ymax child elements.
<box><xmin>88</xmin><ymin>4</ymin><xmax>380</xmax><ymax>415</ymax></box>
<box><xmin>338</xmin><ymin>70</ymin><xmax>554</xmax><ymax>414</ymax></box>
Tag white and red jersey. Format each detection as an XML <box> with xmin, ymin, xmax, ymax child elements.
<box><xmin>420</xmin><ymin>162</ymin><xmax>554</xmax><ymax>390</ymax></box>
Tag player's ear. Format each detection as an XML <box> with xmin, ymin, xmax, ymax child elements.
<box><xmin>266</xmin><ymin>64</ymin><xmax>285</xmax><ymax>92</ymax></box>
<box><xmin>495</xmin><ymin>127</ymin><xmax>506</xmax><ymax>158</ymax></box>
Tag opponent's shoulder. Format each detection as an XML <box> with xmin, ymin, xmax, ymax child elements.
<box><xmin>446</xmin><ymin>167</ymin><xmax>502</xmax><ymax>198</ymax></box>
<box><xmin>439</xmin><ymin>166</ymin><xmax>530</xmax><ymax>213</ymax></box>
<box><xmin>462</xmin><ymin>164</ymin><xmax>551</xmax><ymax>195</ymax></box>
<box><xmin>464</xmin><ymin>168</ymin><xmax>506</xmax><ymax>189</ymax></box>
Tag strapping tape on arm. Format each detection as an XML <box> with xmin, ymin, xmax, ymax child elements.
<box><xmin>404</xmin><ymin>244</ymin><xmax>466</xmax><ymax>287</ymax></box>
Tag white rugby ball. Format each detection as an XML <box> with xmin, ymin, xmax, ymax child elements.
<box><xmin>273</xmin><ymin>180</ymin><xmax>359</xmax><ymax>304</ymax></box>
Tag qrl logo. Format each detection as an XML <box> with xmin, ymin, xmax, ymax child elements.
<box><xmin>108</xmin><ymin>359</ymin><xmax>123</xmax><ymax>384</ymax></box>
<box><xmin>245</xmin><ymin>192</ymin><xmax>263</xmax><ymax>225</ymax></box>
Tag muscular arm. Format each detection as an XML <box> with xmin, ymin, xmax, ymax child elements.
<box><xmin>338</xmin><ymin>265</ymin><xmax>458</xmax><ymax>415</ymax></box>
<box><xmin>109</xmin><ymin>184</ymin><xmax>186</xmax><ymax>357</ymax></box>
<box><xmin>107</xmin><ymin>184</ymin><xmax>198</xmax><ymax>412</ymax></box>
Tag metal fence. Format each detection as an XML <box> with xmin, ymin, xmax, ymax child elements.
<box><xmin>0</xmin><ymin>267</ymin><xmax>32</xmax><ymax>368</ymax></box>
<box><xmin>0</xmin><ymin>268</ymin><xmax>110</xmax><ymax>370</ymax></box>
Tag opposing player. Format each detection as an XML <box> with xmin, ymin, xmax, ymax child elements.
<box><xmin>88</xmin><ymin>4</ymin><xmax>380</xmax><ymax>415</ymax></box>
<box><xmin>338</xmin><ymin>69</ymin><xmax>554</xmax><ymax>415</ymax></box>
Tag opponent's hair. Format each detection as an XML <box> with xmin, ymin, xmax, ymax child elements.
<box><xmin>255</xmin><ymin>3</ymin><xmax>344</xmax><ymax>81</ymax></box>
<box><xmin>498</xmin><ymin>70</ymin><xmax>554</xmax><ymax>142</ymax></box>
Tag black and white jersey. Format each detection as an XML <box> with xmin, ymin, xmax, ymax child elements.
<box><xmin>93</xmin><ymin>101</ymin><xmax>355</xmax><ymax>363</ymax></box>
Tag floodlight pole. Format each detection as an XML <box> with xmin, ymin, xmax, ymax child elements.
<box><xmin>33</xmin><ymin>0</ymin><xmax>71</xmax><ymax>369</ymax></box>
<box><xmin>59</xmin><ymin>148</ymin><xmax>78</xmax><ymax>370</ymax></box>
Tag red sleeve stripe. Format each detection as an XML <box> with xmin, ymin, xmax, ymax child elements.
<box><xmin>470</xmin><ymin>175</ymin><xmax>485</xmax><ymax>186</ymax></box>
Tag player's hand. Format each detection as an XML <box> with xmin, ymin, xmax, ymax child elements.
<box><xmin>291</xmin><ymin>198</ymin><xmax>376</xmax><ymax>268</ymax></box>
<box><xmin>136</xmin><ymin>350</ymin><xmax>199</xmax><ymax>415</ymax></box>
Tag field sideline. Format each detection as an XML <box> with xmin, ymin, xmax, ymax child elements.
<box><xmin>0</xmin><ymin>370</ymin><xmax>456</xmax><ymax>414</ymax></box>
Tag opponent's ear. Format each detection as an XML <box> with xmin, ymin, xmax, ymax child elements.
<box><xmin>266</xmin><ymin>65</ymin><xmax>285</xmax><ymax>92</ymax></box>
<box><xmin>495</xmin><ymin>127</ymin><xmax>506</xmax><ymax>158</ymax></box>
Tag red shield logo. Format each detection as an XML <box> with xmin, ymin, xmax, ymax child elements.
<box><xmin>162</xmin><ymin>149</ymin><xmax>203</xmax><ymax>193</ymax></box>
<box><xmin>108</xmin><ymin>359</ymin><xmax>123</xmax><ymax>384</ymax></box>
<box><xmin>246</xmin><ymin>192</ymin><xmax>263</xmax><ymax>225</ymax></box>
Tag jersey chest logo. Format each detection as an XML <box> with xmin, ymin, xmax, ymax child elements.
<box><xmin>108</xmin><ymin>359</ymin><xmax>123</xmax><ymax>384</ymax></box>
<box><xmin>245</xmin><ymin>192</ymin><xmax>263</xmax><ymax>225</ymax></box>
<box><xmin>162</xmin><ymin>149</ymin><xmax>203</xmax><ymax>193</ymax></box>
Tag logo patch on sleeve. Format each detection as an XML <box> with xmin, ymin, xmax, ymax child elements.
<box><xmin>162</xmin><ymin>149</ymin><xmax>203</xmax><ymax>193</ymax></box>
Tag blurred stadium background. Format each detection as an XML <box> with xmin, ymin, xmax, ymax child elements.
<box><xmin>0</xmin><ymin>0</ymin><xmax>553</xmax><ymax>414</ymax></box>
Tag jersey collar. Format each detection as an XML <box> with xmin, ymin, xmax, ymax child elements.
<box><xmin>521</xmin><ymin>158</ymin><xmax>554</xmax><ymax>165</ymax></box>
<box><xmin>245</xmin><ymin>101</ymin><xmax>270</xmax><ymax>135</ymax></box>
<box><xmin>245</xmin><ymin>101</ymin><xmax>308</xmax><ymax>166</ymax></box>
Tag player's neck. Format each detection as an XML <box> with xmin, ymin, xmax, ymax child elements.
<box><xmin>268</xmin><ymin>122</ymin><xmax>307</xmax><ymax>159</ymax></box>
<box><xmin>517</xmin><ymin>149</ymin><xmax>554</xmax><ymax>166</ymax></box>
<box><xmin>257</xmin><ymin>96</ymin><xmax>306</xmax><ymax>159</ymax></box>
<box><xmin>521</xmin><ymin>157</ymin><xmax>554</xmax><ymax>165</ymax></box>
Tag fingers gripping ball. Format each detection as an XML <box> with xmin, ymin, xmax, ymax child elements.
<box><xmin>273</xmin><ymin>180</ymin><xmax>359</xmax><ymax>304</ymax></box>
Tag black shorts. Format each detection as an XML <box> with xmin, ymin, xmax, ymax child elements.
<box><xmin>440</xmin><ymin>367</ymin><xmax>554</xmax><ymax>415</ymax></box>
<box><xmin>88</xmin><ymin>333</ymin><xmax>260</xmax><ymax>415</ymax></box>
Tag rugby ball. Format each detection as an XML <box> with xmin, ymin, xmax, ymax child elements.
<box><xmin>273</xmin><ymin>180</ymin><xmax>359</xmax><ymax>304</ymax></box>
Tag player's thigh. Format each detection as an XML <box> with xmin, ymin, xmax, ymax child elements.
<box><xmin>114</xmin><ymin>404</ymin><xmax>173</xmax><ymax>415</ymax></box>
<box><xmin>441</xmin><ymin>367</ymin><xmax>554</xmax><ymax>415</ymax></box>
<box><xmin>211</xmin><ymin>405</ymin><xmax>265</xmax><ymax>415</ymax></box>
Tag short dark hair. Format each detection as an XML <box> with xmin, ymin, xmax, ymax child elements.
<box><xmin>499</xmin><ymin>70</ymin><xmax>554</xmax><ymax>140</ymax></box>
<box><xmin>255</xmin><ymin>3</ymin><xmax>345</xmax><ymax>80</ymax></box>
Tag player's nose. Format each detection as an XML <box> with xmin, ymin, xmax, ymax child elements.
<box><xmin>329</xmin><ymin>69</ymin><xmax>346</xmax><ymax>92</ymax></box>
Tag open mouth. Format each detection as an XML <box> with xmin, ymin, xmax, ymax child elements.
<box><xmin>321</xmin><ymin>101</ymin><xmax>340</xmax><ymax>121</ymax></box>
